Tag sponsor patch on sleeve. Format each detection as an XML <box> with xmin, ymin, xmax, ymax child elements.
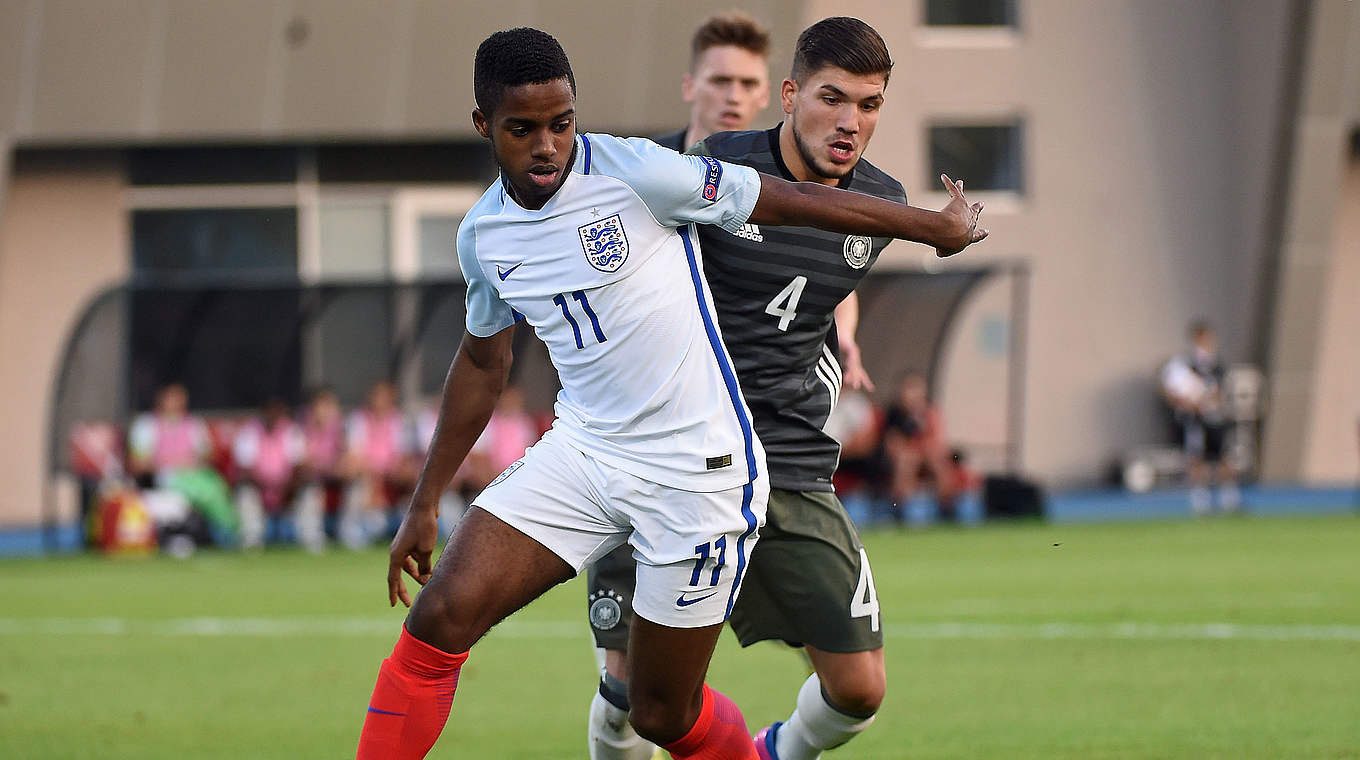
<box><xmin>699</xmin><ymin>156</ymin><xmax>723</xmax><ymax>202</ymax></box>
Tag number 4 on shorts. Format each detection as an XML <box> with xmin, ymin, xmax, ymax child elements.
<box><xmin>851</xmin><ymin>548</ymin><xmax>880</xmax><ymax>632</ymax></box>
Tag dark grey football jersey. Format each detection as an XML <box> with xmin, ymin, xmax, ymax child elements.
<box><xmin>691</xmin><ymin>125</ymin><xmax>906</xmax><ymax>491</ymax></box>
<box><xmin>652</xmin><ymin>128</ymin><xmax>687</xmax><ymax>152</ymax></box>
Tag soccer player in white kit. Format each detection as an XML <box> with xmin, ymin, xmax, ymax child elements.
<box><xmin>356</xmin><ymin>27</ymin><xmax>987</xmax><ymax>760</ymax></box>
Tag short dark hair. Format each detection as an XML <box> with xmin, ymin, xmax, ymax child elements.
<box><xmin>690</xmin><ymin>11</ymin><xmax>771</xmax><ymax>70</ymax></box>
<box><xmin>791</xmin><ymin>17</ymin><xmax>893</xmax><ymax>84</ymax></box>
<box><xmin>1189</xmin><ymin>320</ymin><xmax>1214</xmax><ymax>340</ymax></box>
<box><xmin>474</xmin><ymin>27</ymin><xmax>577</xmax><ymax>116</ymax></box>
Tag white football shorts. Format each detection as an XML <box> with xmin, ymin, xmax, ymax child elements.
<box><xmin>472</xmin><ymin>428</ymin><xmax>767</xmax><ymax>629</ymax></box>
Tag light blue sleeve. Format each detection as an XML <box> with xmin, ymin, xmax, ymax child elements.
<box><xmin>457</xmin><ymin>215</ymin><xmax>516</xmax><ymax>338</ymax></box>
<box><xmin>596</xmin><ymin>135</ymin><xmax>761</xmax><ymax>234</ymax></box>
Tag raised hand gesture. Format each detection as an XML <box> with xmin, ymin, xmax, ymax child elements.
<box><xmin>935</xmin><ymin>174</ymin><xmax>988</xmax><ymax>257</ymax></box>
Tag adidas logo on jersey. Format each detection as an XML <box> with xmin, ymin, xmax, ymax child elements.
<box><xmin>733</xmin><ymin>224</ymin><xmax>764</xmax><ymax>243</ymax></box>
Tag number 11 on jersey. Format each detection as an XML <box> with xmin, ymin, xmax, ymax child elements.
<box><xmin>553</xmin><ymin>290</ymin><xmax>607</xmax><ymax>349</ymax></box>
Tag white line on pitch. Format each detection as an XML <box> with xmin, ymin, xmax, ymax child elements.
<box><xmin>1</xmin><ymin>618</ymin><xmax>1359</xmax><ymax>641</ymax></box>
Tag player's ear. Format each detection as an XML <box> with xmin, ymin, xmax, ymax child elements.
<box><xmin>681</xmin><ymin>72</ymin><xmax>695</xmax><ymax>103</ymax></box>
<box><xmin>780</xmin><ymin>78</ymin><xmax>798</xmax><ymax>115</ymax></box>
<box><xmin>472</xmin><ymin>108</ymin><xmax>491</xmax><ymax>140</ymax></box>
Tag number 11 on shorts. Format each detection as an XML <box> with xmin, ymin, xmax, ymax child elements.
<box><xmin>851</xmin><ymin>548</ymin><xmax>880</xmax><ymax>632</ymax></box>
<box><xmin>690</xmin><ymin>536</ymin><xmax>727</xmax><ymax>587</ymax></box>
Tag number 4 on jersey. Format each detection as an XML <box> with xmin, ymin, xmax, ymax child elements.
<box><xmin>765</xmin><ymin>275</ymin><xmax>807</xmax><ymax>331</ymax></box>
<box><xmin>851</xmin><ymin>547</ymin><xmax>880</xmax><ymax>632</ymax></box>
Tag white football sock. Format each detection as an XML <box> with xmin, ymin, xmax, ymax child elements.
<box><xmin>588</xmin><ymin>681</ymin><xmax>656</xmax><ymax>760</ymax></box>
<box><xmin>774</xmin><ymin>674</ymin><xmax>876</xmax><ymax>760</ymax></box>
<box><xmin>1217</xmin><ymin>482</ymin><xmax>1242</xmax><ymax>512</ymax></box>
<box><xmin>1190</xmin><ymin>486</ymin><xmax>1212</xmax><ymax>515</ymax></box>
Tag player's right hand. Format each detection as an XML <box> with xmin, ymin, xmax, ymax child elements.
<box><xmin>935</xmin><ymin>174</ymin><xmax>988</xmax><ymax>257</ymax></box>
<box><xmin>387</xmin><ymin>504</ymin><xmax>439</xmax><ymax>608</ymax></box>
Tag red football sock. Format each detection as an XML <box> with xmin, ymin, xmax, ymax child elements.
<box><xmin>356</xmin><ymin>624</ymin><xmax>468</xmax><ymax>760</ymax></box>
<box><xmin>662</xmin><ymin>684</ymin><xmax>758</xmax><ymax>760</ymax></box>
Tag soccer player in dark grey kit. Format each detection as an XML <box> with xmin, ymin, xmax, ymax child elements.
<box><xmin>651</xmin><ymin>11</ymin><xmax>772</xmax><ymax>154</ymax></box>
<box><xmin>585</xmin><ymin>18</ymin><xmax>941</xmax><ymax>760</ymax></box>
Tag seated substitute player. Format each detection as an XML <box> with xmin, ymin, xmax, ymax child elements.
<box><xmin>585</xmin><ymin>18</ymin><xmax>923</xmax><ymax>760</ymax></box>
<box><xmin>356</xmin><ymin>27</ymin><xmax>986</xmax><ymax>760</ymax></box>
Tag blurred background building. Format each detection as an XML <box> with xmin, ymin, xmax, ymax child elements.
<box><xmin>1</xmin><ymin>0</ymin><xmax>1357</xmax><ymax>535</ymax></box>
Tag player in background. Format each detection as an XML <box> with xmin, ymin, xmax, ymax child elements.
<box><xmin>356</xmin><ymin>27</ymin><xmax>986</xmax><ymax>760</ymax></box>
<box><xmin>649</xmin><ymin>12</ymin><xmax>876</xmax><ymax>392</ymax></box>
<box><xmin>1161</xmin><ymin>321</ymin><xmax>1241</xmax><ymax>513</ymax></box>
<box><xmin>585</xmin><ymin>18</ymin><xmax>915</xmax><ymax>760</ymax></box>
<box><xmin>652</xmin><ymin>11</ymin><xmax>771</xmax><ymax>153</ymax></box>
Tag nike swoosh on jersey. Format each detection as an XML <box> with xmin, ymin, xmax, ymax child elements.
<box><xmin>676</xmin><ymin>591</ymin><xmax>719</xmax><ymax>607</ymax></box>
<box><xmin>496</xmin><ymin>262</ymin><xmax>524</xmax><ymax>281</ymax></box>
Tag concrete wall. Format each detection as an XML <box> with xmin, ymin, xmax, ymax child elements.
<box><xmin>0</xmin><ymin>0</ymin><xmax>808</xmax><ymax>142</ymax></box>
<box><xmin>0</xmin><ymin>151</ymin><xmax>128</xmax><ymax>526</ymax></box>
<box><xmin>1260</xmin><ymin>0</ymin><xmax>1360</xmax><ymax>481</ymax></box>
<box><xmin>803</xmin><ymin>0</ymin><xmax>1294</xmax><ymax>484</ymax></box>
<box><xmin>0</xmin><ymin>0</ymin><xmax>1352</xmax><ymax>526</ymax></box>
<box><xmin>1299</xmin><ymin>157</ymin><xmax>1360</xmax><ymax>482</ymax></box>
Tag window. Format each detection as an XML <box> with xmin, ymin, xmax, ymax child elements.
<box><xmin>132</xmin><ymin>208</ymin><xmax>299</xmax><ymax>278</ymax></box>
<box><xmin>925</xmin><ymin>0</ymin><xmax>1018</xmax><ymax>27</ymax></box>
<box><xmin>129</xmin><ymin>146</ymin><xmax>298</xmax><ymax>185</ymax></box>
<box><xmin>928</xmin><ymin>122</ymin><xmax>1024</xmax><ymax>193</ymax></box>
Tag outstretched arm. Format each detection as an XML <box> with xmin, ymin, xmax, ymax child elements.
<box><xmin>749</xmin><ymin>173</ymin><xmax>987</xmax><ymax>257</ymax></box>
<box><xmin>388</xmin><ymin>326</ymin><xmax>515</xmax><ymax>607</ymax></box>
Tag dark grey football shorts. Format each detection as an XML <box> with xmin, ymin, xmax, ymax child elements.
<box><xmin>585</xmin><ymin>488</ymin><xmax>884</xmax><ymax>653</ymax></box>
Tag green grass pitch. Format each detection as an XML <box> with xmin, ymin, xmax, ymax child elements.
<box><xmin>2</xmin><ymin>514</ymin><xmax>1358</xmax><ymax>759</ymax></box>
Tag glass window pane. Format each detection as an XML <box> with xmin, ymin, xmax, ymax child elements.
<box><xmin>926</xmin><ymin>0</ymin><xmax>1017</xmax><ymax>27</ymax></box>
<box><xmin>129</xmin><ymin>146</ymin><xmax>298</xmax><ymax>185</ymax></box>
<box><xmin>419</xmin><ymin>215</ymin><xmax>464</xmax><ymax>277</ymax></box>
<box><xmin>317</xmin><ymin>143</ymin><xmax>495</xmax><ymax>184</ymax></box>
<box><xmin>132</xmin><ymin>208</ymin><xmax>298</xmax><ymax>278</ymax></box>
<box><xmin>928</xmin><ymin>123</ymin><xmax>1024</xmax><ymax>193</ymax></box>
<box><xmin>319</xmin><ymin>199</ymin><xmax>389</xmax><ymax>279</ymax></box>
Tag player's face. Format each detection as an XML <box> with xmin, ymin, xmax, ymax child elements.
<box><xmin>683</xmin><ymin>45</ymin><xmax>769</xmax><ymax>139</ymax></box>
<box><xmin>474</xmin><ymin>78</ymin><xmax>577</xmax><ymax>210</ymax></box>
<box><xmin>783</xmin><ymin>66</ymin><xmax>886</xmax><ymax>180</ymax></box>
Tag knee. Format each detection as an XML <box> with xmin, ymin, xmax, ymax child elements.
<box><xmin>821</xmin><ymin>671</ymin><xmax>886</xmax><ymax>717</ymax></box>
<box><xmin>627</xmin><ymin>693</ymin><xmax>698</xmax><ymax>746</ymax></box>
<box><xmin>405</xmin><ymin>588</ymin><xmax>485</xmax><ymax>654</ymax></box>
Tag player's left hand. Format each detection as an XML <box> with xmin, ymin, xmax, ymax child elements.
<box><xmin>387</xmin><ymin>504</ymin><xmax>439</xmax><ymax>608</ymax></box>
<box><xmin>840</xmin><ymin>340</ymin><xmax>875</xmax><ymax>392</ymax></box>
<box><xmin>935</xmin><ymin>174</ymin><xmax>988</xmax><ymax>257</ymax></box>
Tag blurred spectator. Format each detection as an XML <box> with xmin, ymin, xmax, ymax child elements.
<box><xmin>882</xmin><ymin>373</ymin><xmax>958</xmax><ymax>522</ymax></box>
<box><xmin>1161</xmin><ymin>321</ymin><xmax>1240</xmax><ymax>513</ymax></box>
<box><xmin>127</xmin><ymin>383</ymin><xmax>237</xmax><ymax>545</ymax></box>
<box><xmin>824</xmin><ymin>389</ymin><xmax>885</xmax><ymax>524</ymax></box>
<box><xmin>340</xmin><ymin>380</ymin><xmax>416</xmax><ymax>548</ymax></box>
<box><xmin>416</xmin><ymin>384</ymin><xmax>542</xmax><ymax>531</ymax></box>
<box><xmin>473</xmin><ymin>385</ymin><xmax>541</xmax><ymax>479</ymax></box>
<box><xmin>299</xmin><ymin>386</ymin><xmax>348</xmax><ymax>549</ymax></box>
<box><xmin>232</xmin><ymin>398</ymin><xmax>306</xmax><ymax>550</ymax></box>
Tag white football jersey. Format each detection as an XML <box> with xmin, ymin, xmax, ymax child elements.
<box><xmin>457</xmin><ymin>133</ymin><xmax>765</xmax><ymax>491</ymax></box>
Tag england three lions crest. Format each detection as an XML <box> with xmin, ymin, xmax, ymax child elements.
<box><xmin>578</xmin><ymin>213</ymin><xmax>630</xmax><ymax>273</ymax></box>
